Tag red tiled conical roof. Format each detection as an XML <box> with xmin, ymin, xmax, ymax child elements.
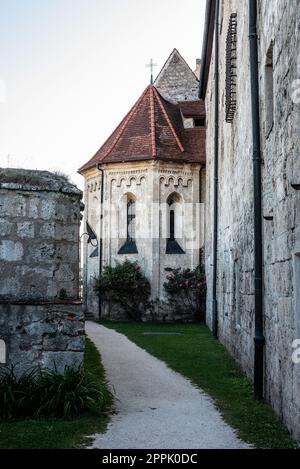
<box><xmin>79</xmin><ymin>85</ymin><xmax>205</xmax><ymax>173</ymax></box>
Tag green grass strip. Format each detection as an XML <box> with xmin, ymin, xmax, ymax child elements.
<box><xmin>100</xmin><ymin>321</ymin><xmax>295</xmax><ymax>449</ymax></box>
<box><xmin>0</xmin><ymin>337</ymin><xmax>111</xmax><ymax>449</ymax></box>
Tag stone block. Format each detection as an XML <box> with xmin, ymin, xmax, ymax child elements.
<box><xmin>17</xmin><ymin>221</ymin><xmax>34</xmax><ymax>238</ymax></box>
<box><xmin>39</xmin><ymin>222</ymin><xmax>56</xmax><ymax>238</ymax></box>
<box><xmin>42</xmin><ymin>351</ymin><xmax>84</xmax><ymax>373</ymax></box>
<box><xmin>0</xmin><ymin>218</ymin><xmax>13</xmax><ymax>237</ymax></box>
<box><xmin>0</xmin><ymin>240</ymin><xmax>23</xmax><ymax>261</ymax></box>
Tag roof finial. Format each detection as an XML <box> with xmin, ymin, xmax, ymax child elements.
<box><xmin>146</xmin><ymin>58</ymin><xmax>158</xmax><ymax>85</ymax></box>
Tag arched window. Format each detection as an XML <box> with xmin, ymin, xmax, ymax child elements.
<box><xmin>118</xmin><ymin>194</ymin><xmax>138</xmax><ymax>254</ymax></box>
<box><xmin>127</xmin><ymin>198</ymin><xmax>136</xmax><ymax>242</ymax></box>
<box><xmin>166</xmin><ymin>194</ymin><xmax>185</xmax><ymax>255</ymax></box>
<box><xmin>0</xmin><ymin>339</ymin><xmax>6</xmax><ymax>364</ymax></box>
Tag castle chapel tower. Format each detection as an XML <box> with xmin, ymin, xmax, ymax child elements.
<box><xmin>79</xmin><ymin>49</ymin><xmax>206</xmax><ymax>319</ymax></box>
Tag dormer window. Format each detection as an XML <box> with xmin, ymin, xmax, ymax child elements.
<box><xmin>183</xmin><ymin>117</ymin><xmax>205</xmax><ymax>129</ymax></box>
<box><xmin>194</xmin><ymin>118</ymin><xmax>205</xmax><ymax>127</ymax></box>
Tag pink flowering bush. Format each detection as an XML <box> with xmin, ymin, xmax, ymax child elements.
<box><xmin>163</xmin><ymin>266</ymin><xmax>206</xmax><ymax>321</ymax></box>
<box><xmin>93</xmin><ymin>259</ymin><xmax>151</xmax><ymax>321</ymax></box>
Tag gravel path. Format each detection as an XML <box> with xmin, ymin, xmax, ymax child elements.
<box><xmin>86</xmin><ymin>321</ymin><xmax>251</xmax><ymax>449</ymax></box>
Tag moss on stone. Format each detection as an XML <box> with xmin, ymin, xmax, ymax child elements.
<box><xmin>0</xmin><ymin>168</ymin><xmax>81</xmax><ymax>195</ymax></box>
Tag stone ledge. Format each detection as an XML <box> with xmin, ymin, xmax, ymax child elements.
<box><xmin>0</xmin><ymin>168</ymin><xmax>82</xmax><ymax>197</ymax></box>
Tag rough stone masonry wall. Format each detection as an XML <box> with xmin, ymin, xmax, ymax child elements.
<box><xmin>0</xmin><ymin>169</ymin><xmax>84</xmax><ymax>374</ymax></box>
<box><xmin>259</xmin><ymin>0</ymin><xmax>300</xmax><ymax>442</ymax></box>
<box><xmin>154</xmin><ymin>49</ymin><xmax>200</xmax><ymax>103</ymax></box>
<box><xmin>205</xmin><ymin>0</ymin><xmax>300</xmax><ymax>441</ymax></box>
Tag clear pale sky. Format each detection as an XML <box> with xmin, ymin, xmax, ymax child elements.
<box><xmin>0</xmin><ymin>0</ymin><xmax>206</xmax><ymax>189</ymax></box>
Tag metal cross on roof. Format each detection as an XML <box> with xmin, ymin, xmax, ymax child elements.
<box><xmin>146</xmin><ymin>58</ymin><xmax>158</xmax><ymax>85</ymax></box>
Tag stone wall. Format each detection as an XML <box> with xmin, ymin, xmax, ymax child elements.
<box><xmin>154</xmin><ymin>49</ymin><xmax>200</xmax><ymax>103</ymax></box>
<box><xmin>0</xmin><ymin>168</ymin><xmax>84</xmax><ymax>374</ymax></box>
<box><xmin>204</xmin><ymin>0</ymin><xmax>300</xmax><ymax>441</ymax></box>
<box><xmin>0</xmin><ymin>302</ymin><xmax>83</xmax><ymax>374</ymax></box>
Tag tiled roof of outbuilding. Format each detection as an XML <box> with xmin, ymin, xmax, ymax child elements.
<box><xmin>79</xmin><ymin>85</ymin><xmax>205</xmax><ymax>172</ymax></box>
<box><xmin>177</xmin><ymin>100</ymin><xmax>206</xmax><ymax>117</ymax></box>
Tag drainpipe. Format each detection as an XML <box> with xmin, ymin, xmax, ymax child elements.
<box><xmin>97</xmin><ymin>163</ymin><xmax>104</xmax><ymax>319</ymax></box>
<box><xmin>212</xmin><ymin>0</ymin><xmax>220</xmax><ymax>339</ymax></box>
<box><xmin>83</xmin><ymin>184</ymin><xmax>89</xmax><ymax>315</ymax></box>
<box><xmin>249</xmin><ymin>0</ymin><xmax>265</xmax><ymax>400</ymax></box>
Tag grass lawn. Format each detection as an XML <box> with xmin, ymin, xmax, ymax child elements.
<box><xmin>100</xmin><ymin>320</ymin><xmax>295</xmax><ymax>449</ymax></box>
<box><xmin>0</xmin><ymin>338</ymin><xmax>111</xmax><ymax>449</ymax></box>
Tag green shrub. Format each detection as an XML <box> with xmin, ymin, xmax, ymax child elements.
<box><xmin>93</xmin><ymin>259</ymin><xmax>151</xmax><ymax>321</ymax></box>
<box><xmin>0</xmin><ymin>367</ymin><xmax>38</xmax><ymax>419</ymax></box>
<box><xmin>163</xmin><ymin>265</ymin><xmax>207</xmax><ymax>321</ymax></box>
<box><xmin>0</xmin><ymin>365</ymin><xmax>112</xmax><ymax>420</ymax></box>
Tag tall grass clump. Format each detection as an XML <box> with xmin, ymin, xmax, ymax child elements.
<box><xmin>0</xmin><ymin>365</ymin><xmax>112</xmax><ymax>420</ymax></box>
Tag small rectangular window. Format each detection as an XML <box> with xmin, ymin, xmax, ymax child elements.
<box><xmin>194</xmin><ymin>118</ymin><xmax>206</xmax><ymax>127</ymax></box>
<box><xmin>0</xmin><ymin>339</ymin><xmax>6</xmax><ymax>364</ymax></box>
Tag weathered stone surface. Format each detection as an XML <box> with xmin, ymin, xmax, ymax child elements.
<box><xmin>0</xmin><ymin>218</ymin><xmax>13</xmax><ymax>237</ymax></box>
<box><xmin>17</xmin><ymin>221</ymin><xmax>35</xmax><ymax>238</ymax></box>
<box><xmin>0</xmin><ymin>168</ymin><xmax>85</xmax><ymax>375</ymax></box>
<box><xmin>0</xmin><ymin>169</ymin><xmax>82</xmax><ymax>301</ymax></box>
<box><xmin>204</xmin><ymin>0</ymin><xmax>300</xmax><ymax>442</ymax></box>
<box><xmin>42</xmin><ymin>351</ymin><xmax>84</xmax><ymax>373</ymax></box>
<box><xmin>0</xmin><ymin>303</ymin><xmax>84</xmax><ymax>375</ymax></box>
<box><xmin>154</xmin><ymin>49</ymin><xmax>199</xmax><ymax>103</ymax></box>
<box><xmin>0</xmin><ymin>240</ymin><xmax>23</xmax><ymax>261</ymax></box>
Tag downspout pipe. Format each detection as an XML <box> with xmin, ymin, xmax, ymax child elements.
<box><xmin>249</xmin><ymin>0</ymin><xmax>265</xmax><ymax>400</ymax></box>
<box><xmin>199</xmin><ymin>0</ymin><xmax>214</xmax><ymax>99</ymax></box>
<box><xmin>97</xmin><ymin>163</ymin><xmax>104</xmax><ymax>319</ymax></box>
<box><xmin>212</xmin><ymin>0</ymin><xmax>220</xmax><ymax>339</ymax></box>
<box><xmin>83</xmin><ymin>187</ymin><xmax>89</xmax><ymax>315</ymax></box>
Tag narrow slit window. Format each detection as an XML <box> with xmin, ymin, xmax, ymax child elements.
<box><xmin>265</xmin><ymin>42</ymin><xmax>274</xmax><ymax>136</ymax></box>
<box><xmin>127</xmin><ymin>199</ymin><xmax>136</xmax><ymax>242</ymax></box>
<box><xmin>0</xmin><ymin>339</ymin><xmax>6</xmax><ymax>364</ymax></box>
<box><xmin>169</xmin><ymin>209</ymin><xmax>175</xmax><ymax>241</ymax></box>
